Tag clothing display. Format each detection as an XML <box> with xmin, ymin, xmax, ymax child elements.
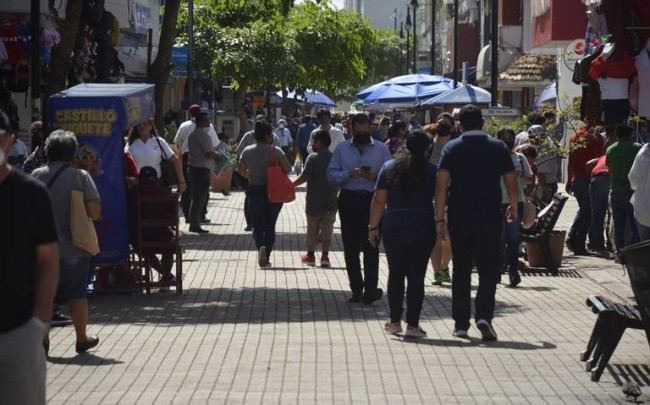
<box><xmin>588</xmin><ymin>52</ymin><xmax>636</xmax><ymax>124</ymax></box>
<box><xmin>577</xmin><ymin>46</ymin><xmax>604</xmax><ymax>123</ymax></box>
<box><xmin>635</xmin><ymin>47</ymin><xmax>650</xmax><ymax>118</ymax></box>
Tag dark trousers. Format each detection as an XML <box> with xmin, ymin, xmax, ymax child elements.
<box><xmin>299</xmin><ymin>147</ymin><xmax>309</xmax><ymax>163</ymax></box>
<box><xmin>338</xmin><ymin>190</ymin><xmax>379</xmax><ymax>296</ymax></box>
<box><xmin>243</xmin><ymin>179</ymin><xmax>252</xmax><ymax>227</ymax></box>
<box><xmin>188</xmin><ymin>167</ymin><xmax>210</xmax><ymax>228</ymax></box>
<box><xmin>449</xmin><ymin>227</ymin><xmax>502</xmax><ymax>331</ymax></box>
<box><xmin>568</xmin><ymin>178</ymin><xmax>591</xmax><ymax>249</ymax></box>
<box><xmin>499</xmin><ymin>202</ymin><xmax>523</xmax><ymax>276</ymax></box>
<box><xmin>384</xmin><ymin>226</ymin><xmax>435</xmax><ymax>326</ymax></box>
<box><xmin>610</xmin><ymin>190</ymin><xmax>640</xmax><ymax>253</ymax></box>
<box><xmin>249</xmin><ymin>185</ymin><xmax>283</xmax><ymax>257</ymax></box>
<box><xmin>180</xmin><ymin>153</ymin><xmax>191</xmax><ymax>218</ymax></box>
<box><xmin>589</xmin><ymin>175</ymin><xmax>610</xmax><ymax>252</ymax></box>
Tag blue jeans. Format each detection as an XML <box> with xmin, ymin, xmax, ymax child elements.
<box><xmin>249</xmin><ymin>185</ymin><xmax>283</xmax><ymax>258</ymax></box>
<box><xmin>610</xmin><ymin>190</ymin><xmax>639</xmax><ymax>253</ymax></box>
<box><xmin>637</xmin><ymin>219</ymin><xmax>650</xmax><ymax>242</ymax></box>
<box><xmin>568</xmin><ymin>178</ymin><xmax>591</xmax><ymax>249</ymax></box>
<box><xmin>500</xmin><ymin>202</ymin><xmax>523</xmax><ymax>276</ymax></box>
<box><xmin>589</xmin><ymin>175</ymin><xmax>610</xmax><ymax>251</ymax></box>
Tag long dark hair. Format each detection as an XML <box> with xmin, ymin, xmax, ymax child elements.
<box><xmin>127</xmin><ymin>118</ymin><xmax>158</xmax><ymax>145</ymax></box>
<box><xmin>385</xmin><ymin>130</ymin><xmax>432</xmax><ymax>197</ymax></box>
<box><xmin>386</xmin><ymin>120</ymin><xmax>406</xmax><ymax>139</ymax></box>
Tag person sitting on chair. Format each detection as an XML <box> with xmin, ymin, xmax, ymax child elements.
<box><xmin>128</xmin><ymin>166</ymin><xmax>178</xmax><ymax>289</ymax></box>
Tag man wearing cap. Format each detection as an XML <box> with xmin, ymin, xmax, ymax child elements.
<box><xmin>0</xmin><ymin>110</ymin><xmax>59</xmax><ymax>404</ymax></box>
<box><xmin>435</xmin><ymin>104</ymin><xmax>519</xmax><ymax>342</ymax></box>
<box><xmin>174</xmin><ymin>105</ymin><xmax>220</xmax><ymax>222</ymax></box>
<box><xmin>308</xmin><ymin>109</ymin><xmax>345</xmax><ymax>153</ymax></box>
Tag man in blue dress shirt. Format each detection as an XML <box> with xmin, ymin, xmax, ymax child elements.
<box><xmin>327</xmin><ymin>113</ymin><xmax>392</xmax><ymax>304</ymax></box>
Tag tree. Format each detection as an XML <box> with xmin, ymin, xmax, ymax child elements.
<box><xmin>150</xmin><ymin>0</ymin><xmax>182</xmax><ymax>131</ymax></box>
<box><xmin>44</xmin><ymin>0</ymin><xmax>83</xmax><ymax>125</ymax></box>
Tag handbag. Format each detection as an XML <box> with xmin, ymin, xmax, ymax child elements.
<box><xmin>70</xmin><ymin>170</ymin><xmax>100</xmax><ymax>256</ymax></box>
<box><xmin>154</xmin><ymin>136</ymin><xmax>178</xmax><ymax>187</ymax></box>
<box><xmin>47</xmin><ymin>166</ymin><xmax>100</xmax><ymax>256</ymax></box>
<box><xmin>267</xmin><ymin>147</ymin><xmax>295</xmax><ymax>203</ymax></box>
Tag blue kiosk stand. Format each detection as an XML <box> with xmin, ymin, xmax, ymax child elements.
<box><xmin>48</xmin><ymin>83</ymin><xmax>155</xmax><ymax>293</ymax></box>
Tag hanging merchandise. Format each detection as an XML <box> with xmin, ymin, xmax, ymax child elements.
<box><xmin>589</xmin><ymin>43</ymin><xmax>637</xmax><ymax>124</ymax></box>
<box><xmin>634</xmin><ymin>42</ymin><xmax>650</xmax><ymax>119</ymax></box>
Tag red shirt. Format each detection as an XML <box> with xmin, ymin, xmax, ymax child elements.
<box><xmin>124</xmin><ymin>152</ymin><xmax>139</xmax><ymax>178</ymax></box>
<box><xmin>570</xmin><ymin>126</ymin><xmax>605</xmax><ymax>182</ymax></box>
<box><xmin>591</xmin><ymin>155</ymin><xmax>609</xmax><ymax>176</ymax></box>
<box><xmin>589</xmin><ymin>54</ymin><xmax>636</xmax><ymax>80</ymax></box>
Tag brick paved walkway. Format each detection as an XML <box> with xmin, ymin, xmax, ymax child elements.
<box><xmin>45</xmin><ymin>187</ymin><xmax>649</xmax><ymax>404</ymax></box>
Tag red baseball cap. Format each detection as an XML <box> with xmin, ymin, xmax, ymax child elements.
<box><xmin>189</xmin><ymin>104</ymin><xmax>201</xmax><ymax>116</ymax></box>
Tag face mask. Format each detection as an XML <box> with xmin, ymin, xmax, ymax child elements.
<box><xmin>353</xmin><ymin>132</ymin><xmax>371</xmax><ymax>145</ymax></box>
<box><xmin>0</xmin><ymin>149</ymin><xmax>5</xmax><ymax>166</ymax></box>
<box><xmin>437</xmin><ymin>123</ymin><xmax>451</xmax><ymax>137</ymax></box>
<box><xmin>279</xmin><ymin>124</ymin><xmax>285</xmax><ymax>129</ymax></box>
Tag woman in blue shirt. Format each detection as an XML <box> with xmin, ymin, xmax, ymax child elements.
<box><xmin>368</xmin><ymin>131</ymin><xmax>437</xmax><ymax>338</ymax></box>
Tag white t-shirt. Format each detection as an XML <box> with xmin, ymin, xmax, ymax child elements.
<box><xmin>630</xmin><ymin>144</ymin><xmax>650</xmax><ymax>226</ymax></box>
<box><xmin>635</xmin><ymin>50</ymin><xmax>650</xmax><ymax>118</ymax></box>
<box><xmin>125</xmin><ymin>136</ymin><xmax>175</xmax><ymax>177</ymax></box>
<box><xmin>307</xmin><ymin>126</ymin><xmax>345</xmax><ymax>153</ymax></box>
<box><xmin>501</xmin><ymin>152</ymin><xmax>532</xmax><ymax>203</ymax></box>
<box><xmin>174</xmin><ymin>120</ymin><xmax>220</xmax><ymax>153</ymax></box>
<box><xmin>598</xmin><ymin>77</ymin><xmax>630</xmax><ymax>100</ymax></box>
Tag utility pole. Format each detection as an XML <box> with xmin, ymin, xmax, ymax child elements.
<box><xmin>453</xmin><ymin>0</ymin><xmax>459</xmax><ymax>88</ymax></box>
<box><xmin>411</xmin><ymin>0</ymin><xmax>419</xmax><ymax>74</ymax></box>
<box><xmin>30</xmin><ymin>0</ymin><xmax>40</xmax><ymax>120</ymax></box>
<box><xmin>490</xmin><ymin>0</ymin><xmax>499</xmax><ymax>106</ymax></box>
<box><xmin>430</xmin><ymin>0</ymin><xmax>436</xmax><ymax>75</ymax></box>
<box><xmin>188</xmin><ymin>0</ymin><xmax>194</xmax><ymax>107</ymax></box>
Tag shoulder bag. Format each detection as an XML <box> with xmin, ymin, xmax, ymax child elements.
<box><xmin>267</xmin><ymin>147</ymin><xmax>295</xmax><ymax>203</ymax></box>
<box><xmin>154</xmin><ymin>136</ymin><xmax>178</xmax><ymax>187</ymax></box>
<box><xmin>70</xmin><ymin>170</ymin><xmax>100</xmax><ymax>256</ymax></box>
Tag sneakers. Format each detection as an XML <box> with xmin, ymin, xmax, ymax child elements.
<box><xmin>441</xmin><ymin>267</ymin><xmax>451</xmax><ymax>283</ymax></box>
<box><xmin>476</xmin><ymin>319</ymin><xmax>498</xmax><ymax>341</ymax></box>
<box><xmin>320</xmin><ymin>256</ymin><xmax>331</xmax><ymax>268</ymax></box>
<box><xmin>404</xmin><ymin>326</ymin><xmax>427</xmax><ymax>338</ymax></box>
<box><xmin>51</xmin><ymin>312</ymin><xmax>72</xmax><ymax>328</ymax></box>
<box><xmin>453</xmin><ymin>329</ymin><xmax>469</xmax><ymax>339</ymax></box>
<box><xmin>258</xmin><ymin>246</ymin><xmax>268</xmax><ymax>268</ymax></box>
<box><xmin>363</xmin><ymin>288</ymin><xmax>384</xmax><ymax>305</ymax></box>
<box><xmin>159</xmin><ymin>274</ymin><xmax>176</xmax><ymax>292</ymax></box>
<box><xmin>301</xmin><ymin>253</ymin><xmax>316</xmax><ymax>266</ymax></box>
<box><xmin>508</xmin><ymin>272</ymin><xmax>521</xmax><ymax>288</ymax></box>
<box><xmin>432</xmin><ymin>268</ymin><xmax>451</xmax><ymax>285</ymax></box>
<box><xmin>384</xmin><ymin>322</ymin><xmax>403</xmax><ymax>334</ymax></box>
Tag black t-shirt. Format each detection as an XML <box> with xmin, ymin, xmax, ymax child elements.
<box><xmin>438</xmin><ymin>131</ymin><xmax>515</xmax><ymax>232</ymax></box>
<box><xmin>0</xmin><ymin>169</ymin><xmax>58</xmax><ymax>332</ymax></box>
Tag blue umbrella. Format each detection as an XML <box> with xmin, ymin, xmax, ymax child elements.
<box><xmin>421</xmin><ymin>84</ymin><xmax>492</xmax><ymax>106</ymax></box>
<box><xmin>533</xmin><ymin>83</ymin><xmax>556</xmax><ymax>108</ymax></box>
<box><xmin>357</xmin><ymin>74</ymin><xmax>453</xmax><ymax>100</ymax></box>
<box><xmin>277</xmin><ymin>89</ymin><xmax>336</xmax><ymax>107</ymax></box>
<box><xmin>362</xmin><ymin>81</ymin><xmax>455</xmax><ymax>105</ymax></box>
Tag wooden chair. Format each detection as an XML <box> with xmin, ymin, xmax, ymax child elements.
<box><xmin>131</xmin><ymin>192</ymin><xmax>183</xmax><ymax>294</ymax></box>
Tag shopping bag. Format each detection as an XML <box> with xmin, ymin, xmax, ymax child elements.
<box><xmin>267</xmin><ymin>148</ymin><xmax>295</xmax><ymax>203</ymax></box>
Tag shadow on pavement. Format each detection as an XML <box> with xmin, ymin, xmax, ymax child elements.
<box><xmin>180</xmin><ymin>232</ymin><xmax>348</xmax><ymax>252</ymax></box>
<box><xmin>398</xmin><ymin>336</ymin><xmax>557</xmax><ymax>350</ymax></box>
<box><xmin>607</xmin><ymin>363</ymin><xmax>650</xmax><ymax>387</ymax></box>
<box><xmin>88</xmin><ymin>287</ymin><xmax>526</xmax><ymax>326</ymax></box>
<box><xmin>47</xmin><ymin>353</ymin><xmax>123</xmax><ymax>366</ymax></box>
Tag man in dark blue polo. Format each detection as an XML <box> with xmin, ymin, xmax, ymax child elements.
<box><xmin>435</xmin><ymin>104</ymin><xmax>519</xmax><ymax>341</ymax></box>
<box><xmin>327</xmin><ymin>113</ymin><xmax>392</xmax><ymax>304</ymax></box>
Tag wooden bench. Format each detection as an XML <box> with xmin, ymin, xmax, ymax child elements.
<box><xmin>580</xmin><ymin>295</ymin><xmax>643</xmax><ymax>382</ymax></box>
<box><xmin>520</xmin><ymin>193</ymin><xmax>568</xmax><ymax>275</ymax></box>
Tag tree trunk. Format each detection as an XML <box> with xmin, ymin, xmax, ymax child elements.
<box><xmin>233</xmin><ymin>77</ymin><xmax>249</xmax><ymax>140</ymax></box>
<box><xmin>150</xmin><ymin>0</ymin><xmax>181</xmax><ymax>132</ymax></box>
<box><xmin>43</xmin><ymin>0</ymin><xmax>83</xmax><ymax>130</ymax></box>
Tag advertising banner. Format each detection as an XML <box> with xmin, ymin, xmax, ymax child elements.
<box><xmin>48</xmin><ymin>84</ymin><xmax>154</xmax><ymax>265</ymax></box>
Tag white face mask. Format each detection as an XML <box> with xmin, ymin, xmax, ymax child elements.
<box><xmin>279</xmin><ymin>124</ymin><xmax>285</xmax><ymax>129</ymax></box>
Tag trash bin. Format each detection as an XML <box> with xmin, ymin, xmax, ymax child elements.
<box><xmin>621</xmin><ymin>240</ymin><xmax>650</xmax><ymax>347</ymax></box>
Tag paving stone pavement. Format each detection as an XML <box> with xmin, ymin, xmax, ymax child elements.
<box><xmin>46</xmin><ymin>185</ymin><xmax>650</xmax><ymax>404</ymax></box>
